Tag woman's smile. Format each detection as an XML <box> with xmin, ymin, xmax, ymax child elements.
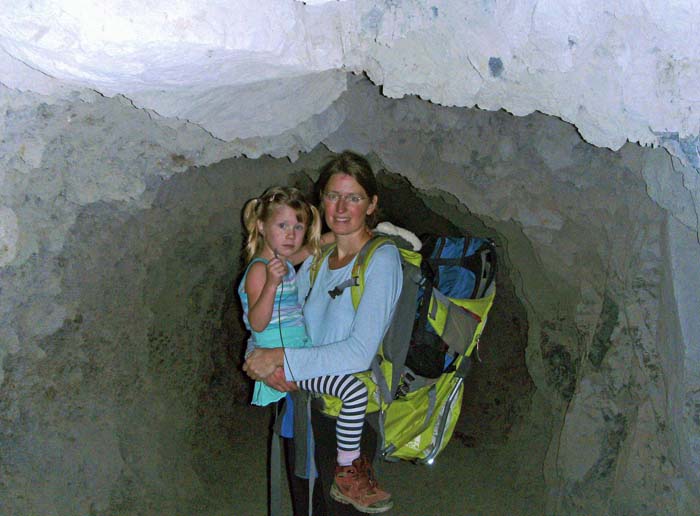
<box><xmin>323</xmin><ymin>174</ymin><xmax>376</xmax><ymax>237</ymax></box>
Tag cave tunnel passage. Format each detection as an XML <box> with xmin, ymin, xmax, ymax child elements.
<box><xmin>212</xmin><ymin>166</ymin><xmax>534</xmax><ymax>449</ymax></box>
<box><xmin>17</xmin><ymin>150</ymin><xmax>534</xmax><ymax>515</ymax></box>
<box><xmin>3</xmin><ymin>83</ymin><xmax>690</xmax><ymax>514</ymax></box>
<box><xmin>177</xmin><ymin>159</ymin><xmax>535</xmax><ymax>514</ymax></box>
<box><xmin>373</xmin><ymin>170</ymin><xmax>533</xmax><ymax>449</ymax></box>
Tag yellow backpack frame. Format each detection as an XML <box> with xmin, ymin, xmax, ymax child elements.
<box><xmin>309</xmin><ymin>235</ymin><xmax>496</xmax><ymax>463</ymax></box>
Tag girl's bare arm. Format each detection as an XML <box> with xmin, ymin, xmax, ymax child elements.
<box><xmin>287</xmin><ymin>231</ymin><xmax>335</xmax><ymax>265</ymax></box>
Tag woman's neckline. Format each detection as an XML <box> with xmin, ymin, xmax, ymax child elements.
<box><xmin>328</xmin><ymin>230</ymin><xmax>373</xmax><ymax>270</ymax></box>
<box><xmin>327</xmin><ymin>250</ymin><xmax>357</xmax><ymax>270</ymax></box>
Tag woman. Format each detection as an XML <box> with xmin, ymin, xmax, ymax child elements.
<box><xmin>243</xmin><ymin>151</ymin><xmax>403</xmax><ymax>515</ymax></box>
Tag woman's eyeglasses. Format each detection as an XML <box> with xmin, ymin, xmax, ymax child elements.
<box><xmin>323</xmin><ymin>192</ymin><xmax>367</xmax><ymax>204</ymax></box>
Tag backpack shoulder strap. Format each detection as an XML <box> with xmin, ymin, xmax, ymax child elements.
<box><xmin>308</xmin><ymin>243</ymin><xmax>336</xmax><ymax>289</ymax></box>
<box><xmin>311</xmin><ymin>236</ymin><xmax>397</xmax><ymax>309</ymax></box>
<box><xmin>350</xmin><ymin>236</ymin><xmax>396</xmax><ymax>310</ymax></box>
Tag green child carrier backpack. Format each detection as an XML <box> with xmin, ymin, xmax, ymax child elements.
<box><xmin>310</xmin><ymin>224</ymin><xmax>497</xmax><ymax>464</ymax></box>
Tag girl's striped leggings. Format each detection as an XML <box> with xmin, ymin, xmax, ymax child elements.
<box><xmin>298</xmin><ymin>374</ymin><xmax>368</xmax><ymax>451</ymax></box>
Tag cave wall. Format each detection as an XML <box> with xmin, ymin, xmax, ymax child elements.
<box><xmin>1</xmin><ymin>75</ymin><xmax>699</xmax><ymax>514</ymax></box>
<box><xmin>323</xmin><ymin>77</ymin><xmax>698</xmax><ymax>513</ymax></box>
<box><xmin>0</xmin><ymin>85</ymin><xmax>331</xmax><ymax>512</ymax></box>
<box><xmin>663</xmin><ymin>217</ymin><xmax>700</xmax><ymax>492</ymax></box>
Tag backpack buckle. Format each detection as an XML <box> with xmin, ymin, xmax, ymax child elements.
<box><xmin>328</xmin><ymin>276</ymin><xmax>359</xmax><ymax>299</ymax></box>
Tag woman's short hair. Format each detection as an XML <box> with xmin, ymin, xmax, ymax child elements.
<box><xmin>316</xmin><ymin>150</ymin><xmax>379</xmax><ymax>228</ymax></box>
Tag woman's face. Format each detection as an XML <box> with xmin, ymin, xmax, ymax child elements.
<box><xmin>322</xmin><ymin>173</ymin><xmax>377</xmax><ymax>238</ymax></box>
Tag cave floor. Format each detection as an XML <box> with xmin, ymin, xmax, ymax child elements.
<box><xmin>191</xmin><ymin>405</ymin><xmax>545</xmax><ymax>516</ymax></box>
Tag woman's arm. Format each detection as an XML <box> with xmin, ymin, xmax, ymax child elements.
<box><xmin>282</xmin><ymin>245</ymin><xmax>403</xmax><ymax>381</ymax></box>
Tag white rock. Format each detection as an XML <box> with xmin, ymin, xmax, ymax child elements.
<box><xmin>0</xmin><ymin>206</ymin><xmax>18</xmax><ymax>266</ymax></box>
<box><xmin>2</xmin><ymin>1</ymin><xmax>700</xmax><ymax>151</ymax></box>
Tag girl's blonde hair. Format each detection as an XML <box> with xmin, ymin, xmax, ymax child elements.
<box><xmin>242</xmin><ymin>186</ymin><xmax>321</xmax><ymax>263</ymax></box>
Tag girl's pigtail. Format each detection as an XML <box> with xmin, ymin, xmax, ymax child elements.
<box><xmin>306</xmin><ymin>204</ymin><xmax>322</xmax><ymax>261</ymax></box>
<box><xmin>242</xmin><ymin>198</ymin><xmax>262</xmax><ymax>263</ymax></box>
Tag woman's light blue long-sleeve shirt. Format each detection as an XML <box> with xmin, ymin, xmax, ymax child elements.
<box><xmin>283</xmin><ymin>244</ymin><xmax>403</xmax><ymax>382</ymax></box>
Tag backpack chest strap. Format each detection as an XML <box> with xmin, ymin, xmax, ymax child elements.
<box><xmin>310</xmin><ymin>236</ymin><xmax>393</xmax><ymax>309</ymax></box>
<box><xmin>328</xmin><ymin>277</ymin><xmax>359</xmax><ymax>299</ymax></box>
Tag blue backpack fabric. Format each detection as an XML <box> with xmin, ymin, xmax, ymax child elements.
<box><xmin>405</xmin><ymin>235</ymin><xmax>497</xmax><ymax>378</ymax></box>
<box><xmin>427</xmin><ymin>236</ymin><xmax>495</xmax><ymax>299</ymax></box>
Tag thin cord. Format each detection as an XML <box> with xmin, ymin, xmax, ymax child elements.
<box><xmin>277</xmin><ymin>267</ymin><xmax>296</xmax><ymax>381</ymax></box>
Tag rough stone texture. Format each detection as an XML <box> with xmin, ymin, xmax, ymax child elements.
<box><xmin>665</xmin><ymin>218</ymin><xmax>700</xmax><ymax>494</ymax></box>
<box><xmin>323</xmin><ymin>78</ymin><xmax>699</xmax><ymax>513</ymax></box>
<box><xmin>4</xmin><ymin>0</ymin><xmax>700</xmax><ymax>157</ymax></box>
<box><xmin>0</xmin><ymin>83</ymin><xmax>336</xmax><ymax>512</ymax></box>
<box><xmin>0</xmin><ymin>72</ymin><xmax>699</xmax><ymax>515</ymax></box>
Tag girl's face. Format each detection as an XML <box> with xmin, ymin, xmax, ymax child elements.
<box><xmin>322</xmin><ymin>173</ymin><xmax>377</xmax><ymax>238</ymax></box>
<box><xmin>257</xmin><ymin>204</ymin><xmax>307</xmax><ymax>259</ymax></box>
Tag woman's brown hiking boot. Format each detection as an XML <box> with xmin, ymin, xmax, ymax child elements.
<box><xmin>330</xmin><ymin>456</ymin><xmax>393</xmax><ymax>514</ymax></box>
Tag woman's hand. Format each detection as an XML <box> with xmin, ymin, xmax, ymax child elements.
<box><xmin>264</xmin><ymin>366</ymin><xmax>298</xmax><ymax>392</ymax></box>
<box><xmin>243</xmin><ymin>347</ymin><xmax>285</xmax><ymax>380</ymax></box>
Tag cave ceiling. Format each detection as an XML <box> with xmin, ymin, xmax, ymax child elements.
<box><xmin>2</xmin><ymin>0</ymin><xmax>700</xmax><ymax>164</ymax></box>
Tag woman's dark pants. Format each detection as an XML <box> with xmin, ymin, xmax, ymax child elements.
<box><xmin>284</xmin><ymin>408</ymin><xmax>379</xmax><ymax>516</ymax></box>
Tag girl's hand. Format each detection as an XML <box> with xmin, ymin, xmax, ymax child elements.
<box><xmin>265</xmin><ymin>257</ymin><xmax>288</xmax><ymax>287</ymax></box>
<box><xmin>320</xmin><ymin>231</ymin><xmax>336</xmax><ymax>246</ymax></box>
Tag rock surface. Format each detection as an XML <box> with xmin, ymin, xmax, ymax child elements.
<box><xmin>1</xmin><ymin>2</ymin><xmax>699</xmax><ymax>514</ymax></box>
<box><xmin>4</xmin><ymin>0</ymin><xmax>700</xmax><ymax>156</ymax></box>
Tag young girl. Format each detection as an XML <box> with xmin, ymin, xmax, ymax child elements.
<box><xmin>238</xmin><ymin>186</ymin><xmax>392</xmax><ymax>512</ymax></box>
